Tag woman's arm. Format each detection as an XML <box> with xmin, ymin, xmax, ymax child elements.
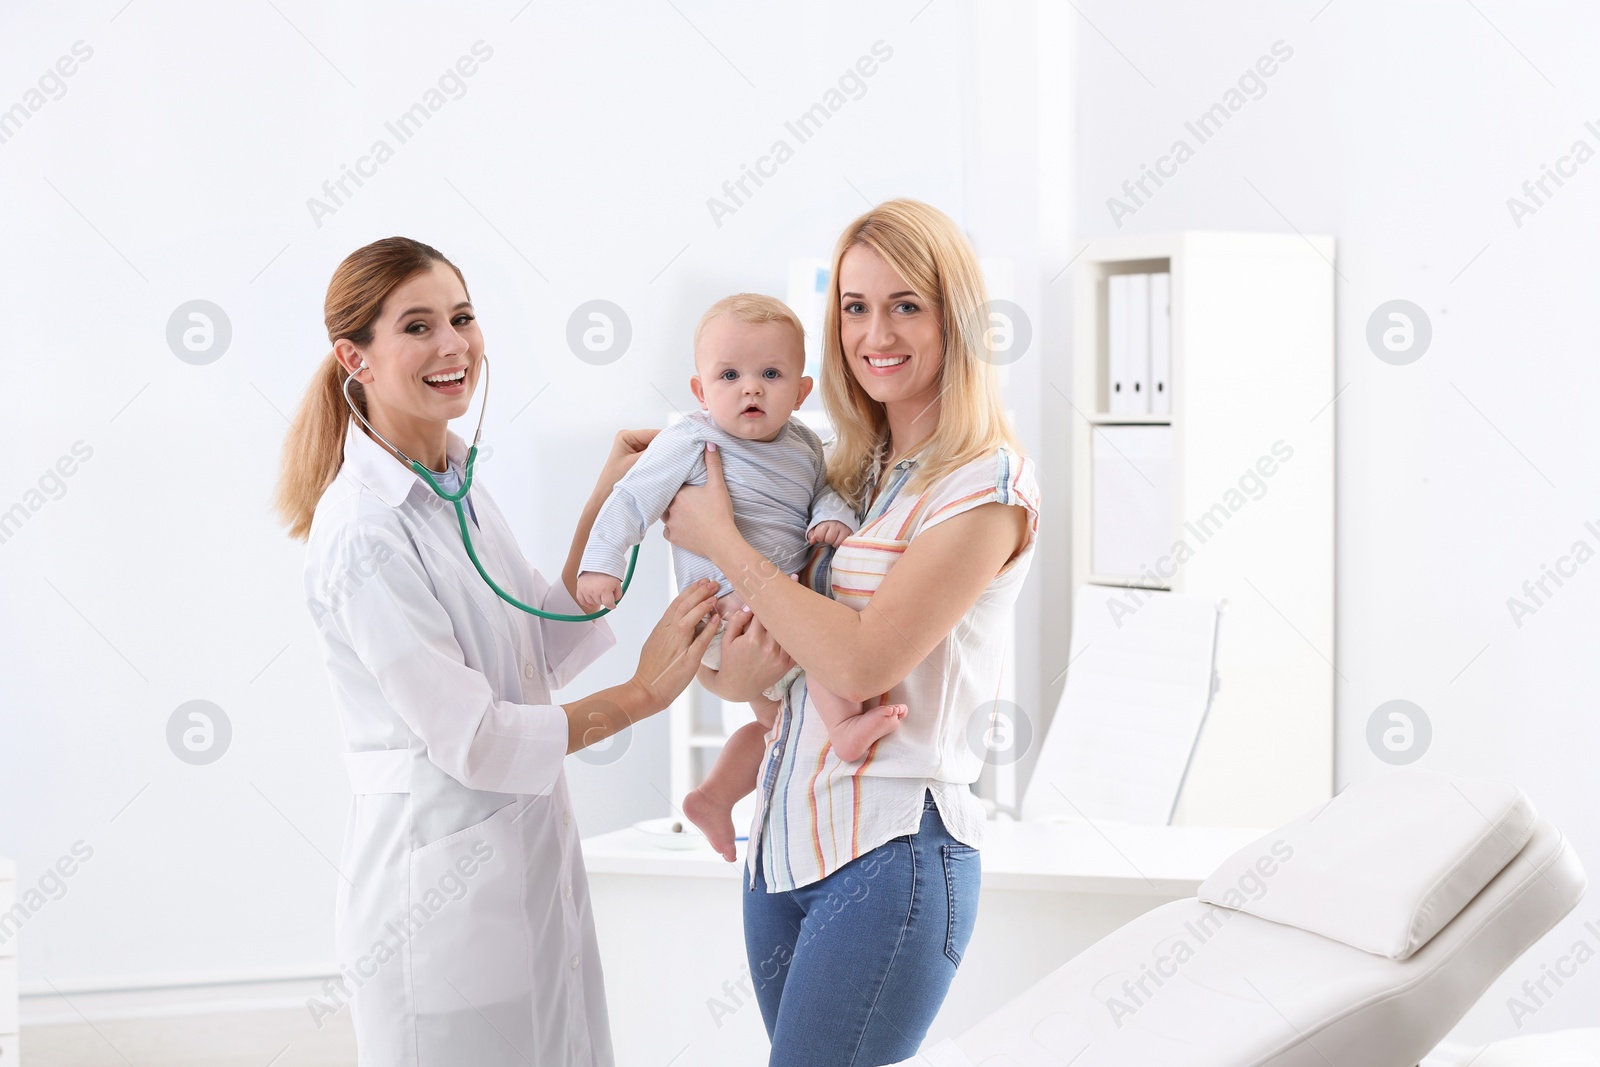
<box><xmin>562</xmin><ymin>428</ymin><xmax>659</xmax><ymax>600</ymax></box>
<box><xmin>664</xmin><ymin>445</ymin><xmax>1028</xmax><ymax>703</ymax></box>
<box><xmin>716</xmin><ymin>505</ymin><xmax>1024</xmax><ymax>701</ymax></box>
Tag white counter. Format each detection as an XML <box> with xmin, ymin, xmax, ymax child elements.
<box><xmin>582</xmin><ymin>818</ymin><xmax>1266</xmax><ymax>1067</ymax></box>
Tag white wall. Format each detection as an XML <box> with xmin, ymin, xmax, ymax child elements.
<box><xmin>0</xmin><ymin>0</ymin><xmax>1060</xmax><ymax>992</ymax></box>
<box><xmin>7</xmin><ymin>0</ymin><xmax>1590</xmax><ymax>1047</ymax></box>
<box><xmin>1069</xmin><ymin>0</ymin><xmax>1600</xmax><ymax>1041</ymax></box>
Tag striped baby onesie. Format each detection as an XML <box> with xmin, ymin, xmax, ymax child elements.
<box><xmin>580</xmin><ymin>410</ymin><xmax>857</xmax><ymax>598</ymax></box>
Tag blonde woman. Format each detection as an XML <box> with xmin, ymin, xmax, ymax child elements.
<box><xmin>663</xmin><ymin>200</ymin><xmax>1041</xmax><ymax>1065</ymax></box>
<box><xmin>275</xmin><ymin>236</ymin><xmax>724</xmax><ymax>1066</ymax></box>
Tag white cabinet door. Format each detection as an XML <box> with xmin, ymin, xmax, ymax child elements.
<box><xmin>0</xmin><ymin>957</ymin><xmax>15</xmax><ymax>1033</ymax></box>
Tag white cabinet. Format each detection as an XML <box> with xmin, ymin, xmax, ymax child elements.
<box><xmin>0</xmin><ymin>858</ymin><xmax>16</xmax><ymax>1065</ymax></box>
<box><xmin>1070</xmin><ymin>232</ymin><xmax>1336</xmax><ymax>829</ymax></box>
<box><xmin>1089</xmin><ymin>424</ymin><xmax>1173</xmax><ymax>579</ymax></box>
<box><xmin>0</xmin><ymin>958</ymin><xmax>13</xmax><ymax>1035</ymax></box>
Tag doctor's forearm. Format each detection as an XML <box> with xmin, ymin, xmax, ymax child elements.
<box><xmin>562</xmin><ymin>487</ymin><xmax>610</xmax><ymax>601</ymax></box>
<box><xmin>562</xmin><ymin>680</ymin><xmax>661</xmax><ymax>755</ymax></box>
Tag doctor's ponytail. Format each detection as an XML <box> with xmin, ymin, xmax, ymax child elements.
<box><xmin>274</xmin><ymin>237</ymin><xmax>469</xmax><ymax>541</ymax></box>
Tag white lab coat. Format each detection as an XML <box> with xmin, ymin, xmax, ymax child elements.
<box><xmin>304</xmin><ymin>422</ymin><xmax>618</xmax><ymax>1066</ymax></box>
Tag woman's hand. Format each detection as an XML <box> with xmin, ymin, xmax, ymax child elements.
<box><xmin>710</xmin><ymin>603</ymin><xmax>796</xmax><ymax>702</ymax></box>
<box><xmin>595</xmin><ymin>427</ymin><xmax>659</xmax><ymax>499</ymax></box>
<box><xmin>629</xmin><ymin>579</ymin><xmax>721</xmax><ymax>711</ymax></box>
<box><xmin>662</xmin><ymin>442</ymin><xmax>740</xmax><ymax>560</ymax></box>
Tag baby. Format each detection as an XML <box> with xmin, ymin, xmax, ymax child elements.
<box><xmin>577</xmin><ymin>294</ymin><xmax>908</xmax><ymax>860</ymax></box>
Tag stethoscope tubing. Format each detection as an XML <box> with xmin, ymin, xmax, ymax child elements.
<box><xmin>341</xmin><ymin>355</ymin><xmax>638</xmax><ymax>621</ymax></box>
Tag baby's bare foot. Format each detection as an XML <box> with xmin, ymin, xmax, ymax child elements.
<box><xmin>830</xmin><ymin>702</ymin><xmax>908</xmax><ymax>763</ymax></box>
<box><xmin>683</xmin><ymin>787</ymin><xmax>738</xmax><ymax>862</ymax></box>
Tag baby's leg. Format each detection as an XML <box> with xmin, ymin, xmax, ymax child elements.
<box><xmin>683</xmin><ymin>720</ymin><xmax>765</xmax><ymax>863</ymax></box>
<box><xmin>807</xmin><ymin>683</ymin><xmax>906</xmax><ymax>763</ymax></box>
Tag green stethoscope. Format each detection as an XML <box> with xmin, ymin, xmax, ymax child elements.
<box><xmin>343</xmin><ymin>355</ymin><xmax>639</xmax><ymax>622</ymax></box>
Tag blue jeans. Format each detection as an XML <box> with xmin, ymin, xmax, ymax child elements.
<box><xmin>743</xmin><ymin>791</ymin><xmax>981</xmax><ymax>1067</ymax></box>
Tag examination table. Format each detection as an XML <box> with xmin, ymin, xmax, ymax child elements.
<box><xmin>896</xmin><ymin>768</ymin><xmax>1589</xmax><ymax>1067</ymax></box>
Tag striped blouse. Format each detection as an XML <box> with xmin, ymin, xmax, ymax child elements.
<box><xmin>746</xmin><ymin>445</ymin><xmax>1041</xmax><ymax>892</ymax></box>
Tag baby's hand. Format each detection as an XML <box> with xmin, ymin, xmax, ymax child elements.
<box><xmin>576</xmin><ymin>571</ymin><xmax>624</xmax><ymax>611</ymax></box>
<box><xmin>806</xmin><ymin>520</ymin><xmax>853</xmax><ymax>547</ymax></box>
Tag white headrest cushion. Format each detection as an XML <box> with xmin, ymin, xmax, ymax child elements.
<box><xmin>1196</xmin><ymin>769</ymin><xmax>1536</xmax><ymax>960</ymax></box>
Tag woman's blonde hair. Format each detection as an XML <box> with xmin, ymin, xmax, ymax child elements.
<box><xmin>274</xmin><ymin>236</ymin><xmax>470</xmax><ymax>540</ymax></box>
<box><xmin>820</xmin><ymin>198</ymin><xmax>1023</xmax><ymax>511</ymax></box>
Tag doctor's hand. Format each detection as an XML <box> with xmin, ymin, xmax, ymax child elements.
<box><xmin>594</xmin><ymin>427</ymin><xmax>660</xmax><ymax>498</ymax></box>
<box><xmin>711</xmin><ymin>604</ymin><xmax>796</xmax><ymax>703</ymax></box>
<box><xmin>662</xmin><ymin>442</ymin><xmax>739</xmax><ymax>560</ymax></box>
<box><xmin>630</xmin><ymin>578</ymin><xmax>722</xmax><ymax>711</ymax></box>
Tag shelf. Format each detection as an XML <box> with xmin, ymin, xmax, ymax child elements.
<box><xmin>1085</xmin><ymin>574</ymin><xmax>1171</xmax><ymax>591</ymax></box>
<box><xmin>1086</xmin><ymin>413</ymin><xmax>1171</xmax><ymax>426</ymax></box>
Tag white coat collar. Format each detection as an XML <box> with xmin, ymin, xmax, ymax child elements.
<box><xmin>342</xmin><ymin>419</ymin><xmax>470</xmax><ymax>509</ymax></box>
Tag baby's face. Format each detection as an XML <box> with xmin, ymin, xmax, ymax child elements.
<box><xmin>691</xmin><ymin>317</ymin><xmax>811</xmax><ymax>441</ymax></box>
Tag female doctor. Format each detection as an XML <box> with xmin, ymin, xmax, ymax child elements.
<box><xmin>274</xmin><ymin>237</ymin><xmax>755</xmax><ymax>1066</ymax></box>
